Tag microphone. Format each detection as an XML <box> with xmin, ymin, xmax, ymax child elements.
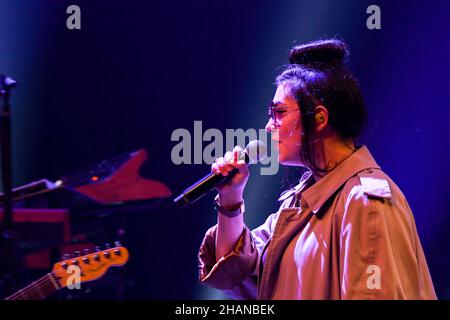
<box><xmin>173</xmin><ymin>140</ymin><xmax>267</xmax><ymax>208</ymax></box>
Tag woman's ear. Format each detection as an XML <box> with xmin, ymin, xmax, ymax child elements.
<box><xmin>314</xmin><ymin>105</ymin><xmax>328</xmax><ymax>131</ymax></box>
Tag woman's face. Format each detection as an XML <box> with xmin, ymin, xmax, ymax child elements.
<box><xmin>265</xmin><ymin>84</ymin><xmax>303</xmax><ymax>166</ymax></box>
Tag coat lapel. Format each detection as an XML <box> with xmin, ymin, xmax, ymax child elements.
<box><xmin>258</xmin><ymin>207</ymin><xmax>315</xmax><ymax>299</ymax></box>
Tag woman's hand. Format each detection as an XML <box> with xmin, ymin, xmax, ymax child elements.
<box><xmin>211</xmin><ymin>146</ymin><xmax>250</xmax><ymax>205</ymax></box>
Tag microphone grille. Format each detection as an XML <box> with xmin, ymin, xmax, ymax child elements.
<box><xmin>245</xmin><ymin>140</ymin><xmax>267</xmax><ymax>164</ymax></box>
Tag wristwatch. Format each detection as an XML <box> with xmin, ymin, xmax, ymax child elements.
<box><xmin>214</xmin><ymin>195</ymin><xmax>245</xmax><ymax>218</ymax></box>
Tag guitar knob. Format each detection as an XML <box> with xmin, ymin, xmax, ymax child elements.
<box><xmin>93</xmin><ymin>254</ymin><xmax>100</xmax><ymax>261</ymax></box>
<box><xmin>62</xmin><ymin>254</ymin><xmax>71</xmax><ymax>260</ymax></box>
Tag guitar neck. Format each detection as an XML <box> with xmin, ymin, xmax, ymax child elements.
<box><xmin>4</xmin><ymin>273</ymin><xmax>60</xmax><ymax>300</ymax></box>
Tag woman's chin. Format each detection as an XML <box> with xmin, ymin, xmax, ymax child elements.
<box><xmin>279</xmin><ymin>155</ymin><xmax>303</xmax><ymax>166</ymax></box>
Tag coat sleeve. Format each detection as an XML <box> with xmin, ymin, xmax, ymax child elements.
<box><xmin>197</xmin><ymin>208</ymin><xmax>282</xmax><ymax>300</ymax></box>
<box><xmin>338</xmin><ymin>175</ymin><xmax>437</xmax><ymax>299</ymax></box>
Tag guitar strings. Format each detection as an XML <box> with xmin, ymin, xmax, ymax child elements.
<box><xmin>6</xmin><ymin>273</ymin><xmax>58</xmax><ymax>300</ymax></box>
<box><xmin>7</xmin><ymin>255</ymin><xmax>94</xmax><ymax>299</ymax></box>
<box><xmin>6</xmin><ymin>249</ymin><xmax>124</xmax><ymax>300</ymax></box>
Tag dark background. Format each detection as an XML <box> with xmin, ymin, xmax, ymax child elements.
<box><xmin>0</xmin><ymin>0</ymin><xmax>449</xmax><ymax>299</ymax></box>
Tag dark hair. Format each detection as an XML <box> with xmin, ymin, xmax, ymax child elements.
<box><xmin>276</xmin><ymin>38</ymin><xmax>367</xmax><ymax>173</ymax></box>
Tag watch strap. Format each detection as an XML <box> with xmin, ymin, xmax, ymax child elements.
<box><xmin>214</xmin><ymin>195</ymin><xmax>245</xmax><ymax>218</ymax></box>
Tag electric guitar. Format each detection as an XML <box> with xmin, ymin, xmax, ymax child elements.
<box><xmin>4</xmin><ymin>245</ymin><xmax>129</xmax><ymax>300</ymax></box>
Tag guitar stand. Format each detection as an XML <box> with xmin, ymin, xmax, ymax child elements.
<box><xmin>0</xmin><ymin>74</ymin><xmax>23</xmax><ymax>298</ymax></box>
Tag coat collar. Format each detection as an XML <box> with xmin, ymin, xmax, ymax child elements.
<box><xmin>300</xmin><ymin>145</ymin><xmax>380</xmax><ymax>213</ymax></box>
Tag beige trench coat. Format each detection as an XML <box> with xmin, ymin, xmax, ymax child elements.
<box><xmin>198</xmin><ymin>146</ymin><xmax>437</xmax><ymax>300</ymax></box>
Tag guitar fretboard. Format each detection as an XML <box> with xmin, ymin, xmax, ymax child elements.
<box><xmin>4</xmin><ymin>273</ymin><xmax>60</xmax><ymax>300</ymax></box>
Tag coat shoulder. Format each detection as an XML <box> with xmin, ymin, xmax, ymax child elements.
<box><xmin>355</xmin><ymin>168</ymin><xmax>392</xmax><ymax>200</ymax></box>
<box><xmin>338</xmin><ymin>168</ymin><xmax>394</xmax><ymax>210</ymax></box>
<box><xmin>342</xmin><ymin>169</ymin><xmax>393</xmax><ymax>199</ymax></box>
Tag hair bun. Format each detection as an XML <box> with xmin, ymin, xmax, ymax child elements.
<box><xmin>288</xmin><ymin>39</ymin><xmax>349</xmax><ymax>67</ymax></box>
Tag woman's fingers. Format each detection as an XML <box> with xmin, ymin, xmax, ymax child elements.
<box><xmin>211</xmin><ymin>162</ymin><xmax>220</xmax><ymax>174</ymax></box>
<box><xmin>224</xmin><ymin>151</ymin><xmax>235</xmax><ymax>168</ymax></box>
<box><xmin>212</xmin><ymin>147</ymin><xmax>246</xmax><ymax>175</ymax></box>
<box><xmin>232</xmin><ymin>145</ymin><xmax>244</xmax><ymax>155</ymax></box>
<box><xmin>212</xmin><ymin>156</ymin><xmax>231</xmax><ymax>176</ymax></box>
<box><xmin>212</xmin><ymin>157</ymin><xmax>224</xmax><ymax>174</ymax></box>
<box><xmin>231</xmin><ymin>146</ymin><xmax>246</xmax><ymax>169</ymax></box>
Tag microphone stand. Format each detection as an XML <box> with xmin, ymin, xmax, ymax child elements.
<box><xmin>0</xmin><ymin>75</ymin><xmax>20</xmax><ymax>296</ymax></box>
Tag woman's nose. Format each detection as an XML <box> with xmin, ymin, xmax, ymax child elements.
<box><xmin>265</xmin><ymin>118</ymin><xmax>275</xmax><ymax>133</ymax></box>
